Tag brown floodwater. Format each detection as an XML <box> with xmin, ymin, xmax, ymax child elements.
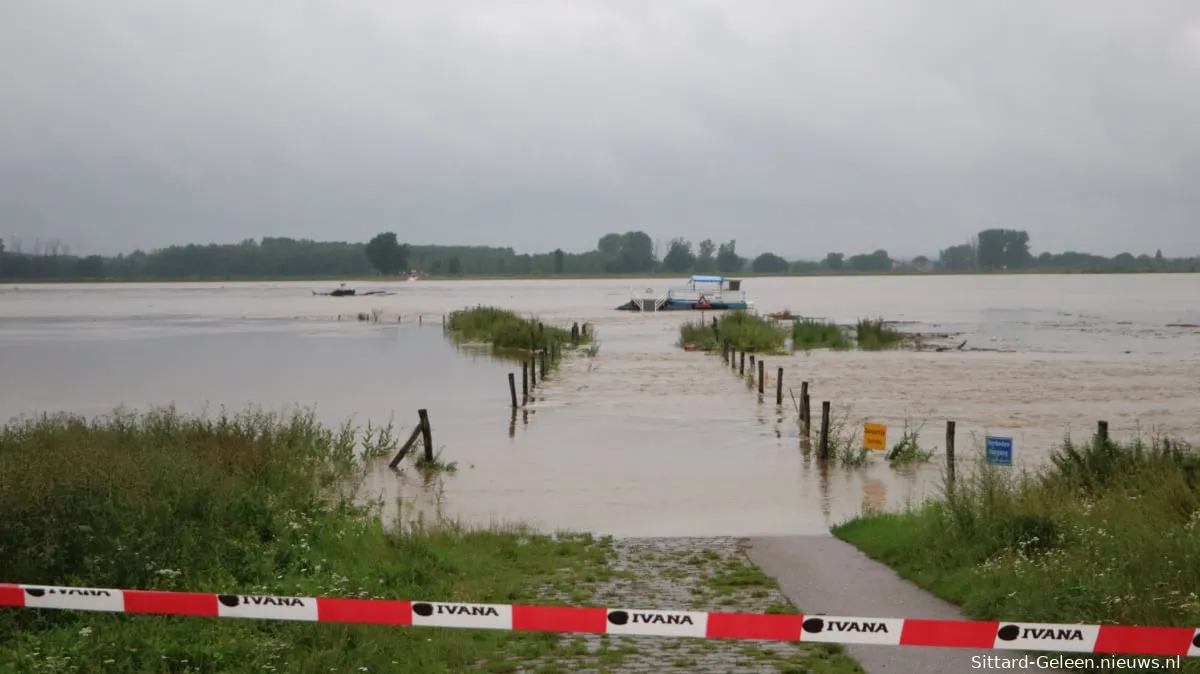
<box><xmin>2</xmin><ymin>274</ymin><xmax>1199</xmax><ymax>536</ymax></box>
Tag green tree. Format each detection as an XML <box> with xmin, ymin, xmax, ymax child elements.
<box><xmin>553</xmin><ymin>249</ymin><xmax>565</xmax><ymax>274</ymax></box>
<box><xmin>822</xmin><ymin>252</ymin><xmax>844</xmax><ymax>271</ymax></box>
<box><xmin>938</xmin><ymin>244</ymin><xmax>976</xmax><ymax>271</ymax></box>
<box><xmin>847</xmin><ymin>249</ymin><xmax>891</xmax><ymax>271</ymax></box>
<box><xmin>976</xmin><ymin>229</ymin><xmax>1031</xmax><ymax>270</ymax></box>
<box><xmin>364</xmin><ymin>232</ymin><xmax>409</xmax><ymax>275</ymax></box>
<box><xmin>695</xmin><ymin>239</ymin><xmax>716</xmax><ymax>273</ymax></box>
<box><xmin>715</xmin><ymin>240</ymin><xmax>743</xmax><ymax>273</ymax></box>
<box><xmin>751</xmin><ymin>252</ymin><xmax>789</xmax><ymax>274</ymax></box>
<box><xmin>0</xmin><ymin>238</ymin><xmax>5</xmax><ymax>254</ymax></box>
<box><xmin>447</xmin><ymin>257</ymin><xmax>462</xmax><ymax>275</ymax></box>
<box><xmin>661</xmin><ymin>238</ymin><xmax>696</xmax><ymax>273</ymax></box>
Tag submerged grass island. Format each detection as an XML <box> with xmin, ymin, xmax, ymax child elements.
<box><xmin>679</xmin><ymin>311</ymin><xmax>906</xmax><ymax>353</ymax></box>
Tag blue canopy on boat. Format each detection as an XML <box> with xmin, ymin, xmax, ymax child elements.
<box><xmin>689</xmin><ymin>275</ymin><xmax>724</xmax><ymax>283</ymax></box>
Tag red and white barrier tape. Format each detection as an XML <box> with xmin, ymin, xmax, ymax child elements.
<box><xmin>2</xmin><ymin>583</ymin><xmax>1197</xmax><ymax>657</ymax></box>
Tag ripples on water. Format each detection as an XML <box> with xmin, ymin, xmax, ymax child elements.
<box><xmin>1</xmin><ymin>275</ymin><xmax>1199</xmax><ymax>536</ymax></box>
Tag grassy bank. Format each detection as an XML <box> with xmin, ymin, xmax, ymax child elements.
<box><xmin>0</xmin><ymin>407</ymin><xmax>616</xmax><ymax>673</ymax></box>
<box><xmin>678</xmin><ymin>310</ymin><xmax>789</xmax><ymax>354</ymax></box>
<box><xmin>445</xmin><ymin>306</ymin><xmax>587</xmax><ymax>357</ymax></box>
<box><xmin>833</xmin><ymin>432</ymin><xmax>1200</xmax><ymax>669</ymax></box>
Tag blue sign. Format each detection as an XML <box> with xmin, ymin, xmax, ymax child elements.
<box><xmin>986</xmin><ymin>436</ymin><xmax>1013</xmax><ymax>466</ymax></box>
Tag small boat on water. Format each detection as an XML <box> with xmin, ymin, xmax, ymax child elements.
<box><xmin>615</xmin><ymin>275</ymin><xmax>753</xmax><ymax>312</ymax></box>
<box><xmin>313</xmin><ymin>283</ymin><xmax>394</xmax><ymax>297</ymax></box>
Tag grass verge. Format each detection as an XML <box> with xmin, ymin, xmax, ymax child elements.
<box><xmin>854</xmin><ymin>318</ymin><xmax>903</xmax><ymax>350</ymax></box>
<box><xmin>792</xmin><ymin>319</ymin><xmax>852</xmax><ymax>351</ymax></box>
<box><xmin>678</xmin><ymin>310</ymin><xmax>789</xmax><ymax>354</ymax></box>
<box><xmin>445</xmin><ymin>306</ymin><xmax>589</xmax><ymax>356</ymax></box>
<box><xmin>833</xmin><ymin>432</ymin><xmax>1200</xmax><ymax>671</ymax></box>
<box><xmin>0</xmin><ymin>406</ymin><xmax>615</xmax><ymax>673</ymax></box>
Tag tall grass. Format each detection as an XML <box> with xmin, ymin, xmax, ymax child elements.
<box><xmin>445</xmin><ymin>305</ymin><xmax>586</xmax><ymax>353</ymax></box>
<box><xmin>834</xmin><ymin>432</ymin><xmax>1200</xmax><ymax>671</ymax></box>
<box><xmin>854</xmin><ymin>318</ymin><xmax>903</xmax><ymax>350</ymax></box>
<box><xmin>0</xmin><ymin>406</ymin><xmax>613</xmax><ymax>672</ymax></box>
<box><xmin>791</xmin><ymin>319</ymin><xmax>851</xmax><ymax>351</ymax></box>
<box><xmin>678</xmin><ymin>310</ymin><xmax>789</xmax><ymax>354</ymax></box>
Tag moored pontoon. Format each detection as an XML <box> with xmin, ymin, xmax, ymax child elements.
<box><xmin>615</xmin><ymin>275</ymin><xmax>752</xmax><ymax>311</ymax></box>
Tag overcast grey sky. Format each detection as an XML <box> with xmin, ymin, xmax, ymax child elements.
<box><xmin>2</xmin><ymin>1</ymin><xmax>1198</xmax><ymax>259</ymax></box>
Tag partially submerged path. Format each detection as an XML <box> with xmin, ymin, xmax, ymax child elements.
<box><xmin>746</xmin><ymin>535</ymin><xmax>1064</xmax><ymax>674</ymax></box>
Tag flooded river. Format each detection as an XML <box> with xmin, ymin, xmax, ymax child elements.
<box><xmin>2</xmin><ymin>274</ymin><xmax>1199</xmax><ymax>536</ymax></box>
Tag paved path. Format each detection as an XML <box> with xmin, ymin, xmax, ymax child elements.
<box><xmin>746</xmin><ymin>535</ymin><xmax>1064</xmax><ymax>674</ymax></box>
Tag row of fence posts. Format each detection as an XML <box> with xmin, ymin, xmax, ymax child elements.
<box><xmin>506</xmin><ymin>321</ymin><xmax>591</xmax><ymax>408</ymax></box>
<box><xmin>716</xmin><ymin>335</ymin><xmax>1113</xmax><ymax>490</ymax></box>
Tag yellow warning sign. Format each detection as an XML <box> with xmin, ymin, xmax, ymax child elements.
<box><xmin>863</xmin><ymin>423</ymin><xmax>888</xmax><ymax>451</ymax></box>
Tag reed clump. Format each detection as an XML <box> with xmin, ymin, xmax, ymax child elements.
<box><xmin>854</xmin><ymin>318</ymin><xmax>903</xmax><ymax>350</ymax></box>
<box><xmin>678</xmin><ymin>310</ymin><xmax>789</xmax><ymax>354</ymax></box>
<box><xmin>791</xmin><ymin>319</ymin><xmax>852</xmax><ymax>351</ymax></box>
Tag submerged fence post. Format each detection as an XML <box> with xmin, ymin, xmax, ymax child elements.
<box><xmin>740</xmin><ymin>352</ymin><xmax>745</xmax><ymax>375</ymax></box>
<box><xmin>530</xmin><ymin>355</ymin><xmax>537</xmax><ymax>388</ymax></box>
<box><xmin>757</xmin><ymin>360</ymin><xmax>764</xmax><ymax>395</ymax></box>
<box><xmin>776</xmin><ymin>367</ymin><xmax>784</xmax><ymax>406</ymax></box>
<box><xmin>418</xmin><ymin>409</ymin><xmax>433</xmax><ymax>463</ymax></box>
<box><xmin>800</xmin><ymin>382</ymin><xmax>810</xmax><ymax>432</ymax></box>
<box><xmin>522</xmin><ymin>362</ymin><xmax>529</xmax><ymax>401</ymax></box>
<box><xmin>540</xmin><ymin>349</ymin><xmax>547</xmax><ymax>378</ymax></box>
<box><xmin>508</xmin><ymin>373</ymin><xmax>518</xmax><ymax>408</ymax></box>
<box><xmin>945</xmin><ymin>420</ymin><xmax>956</xmax><ymax>489</ymax></box>
<box><xmin>1097</xmin><ymin>420</ymin><xmax>1108</xmax><ymax>444</ymax></box>
<box><xmin>819</xmin><ymin>401</ymin><xmax>831</xmax><ymax>461</ymax></box>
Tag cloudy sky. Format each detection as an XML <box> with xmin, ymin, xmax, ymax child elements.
<box><xmin>2</xmin><ymin>1</ymin><xmax>1199</xmax><ymax>259</ymax></box>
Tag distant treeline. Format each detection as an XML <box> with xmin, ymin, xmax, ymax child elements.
<box><xmin>0</xmin><ymin>229</ymin><xmax>1196</xmax><ymax>281</ymax></box>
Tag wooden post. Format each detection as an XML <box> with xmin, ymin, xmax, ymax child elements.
<box><xmin>418</xmin><ymin>409</ymin><xmax>433</xmax><ymax>463</ymax></box>
<box><xmin>800</xmin><ymin>382</ymin><xmax>810</xmax><ymax>431</ymax></box>
<box><xmin>540</xmin><ymin>349</ymin><xmax>547</xmax><ymax>378</ymax></box>
<box><xmin>572</xmin><ymin>322</ymin><xmax>579</xmax><ymax>342</ymax></box>
<box><xmin>508</xmin><ymin>373</ymin><xmax>518</xmax><ymax>408</ymax></box>
<box><xmin>730</xmin><ymin>343</ymin><xmax>736</xmax><ymax>370</ymax></box>
<box><xmin>776</xmin><ymin>367</ymin><xmax>783</xmax><ymax>406</ymax></box>
<box><xmin>739</xmin><ymin>352</ymin><xmax>745</xmax><ymax>375</ymax></box>
<box><xmin>1097</xmin><ymin>420</ymin><xmax>1108</xmax><ymax>443</ymax></box>
<box><xmin>819</xmin><ymin>401</ymin><xmax>831</xmax><ymax>460</ymax></box>
<box><xmin>757</xmin><ymin>360</ymin><xmax>764</xmax><ymax>394</ymax></box>
<box><xmin>522</xmin><ymin>362</ymin><xmax>529</xmax><ymax>401</ymax></box>
<box><xmin>418</xmin><ymin>314</ymin><xmax>422</xmax><ymax>325</ymax></box>
<box><xmin>388</xmin><ymin>423</ymin><xmax>424</xmax><ymax>469</ymax></box>
<box><xmin>945</xmin><ymin>420</ymin><xmax>956</xmax><ymax>488</ymax></box>
<box><xmin>530</xmin><ymin>356</ymin><xmax>537</xmax><ymax>387</ymax></box>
